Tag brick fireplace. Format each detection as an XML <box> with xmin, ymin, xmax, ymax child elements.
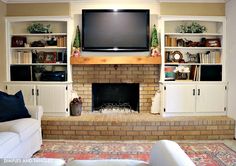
<box><xmin>72</xmin><ymin>64</ymin><xmax>160</xmax><ymax>112</ymax></box>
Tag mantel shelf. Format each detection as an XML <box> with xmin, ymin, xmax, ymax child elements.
<box><xmin>70</xmin><ymin>56</ymin><xmax>161</xmax><ymax>65</ymax></box>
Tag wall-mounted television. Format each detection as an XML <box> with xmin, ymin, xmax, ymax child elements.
<box><xmin>82</xmin><ymin>9</ymin><xmax>150</xmax><ymax>52</ymax></box>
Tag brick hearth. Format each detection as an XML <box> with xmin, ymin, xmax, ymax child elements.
<box><xmin>72</xmin><ymin>64</ymin><xmax>160</xmax><ymax>112</ymax></box>
<box><xmin>42</xmin><ymin>114</ymin><xmax>235</xmax><ymax>140</ymax></box>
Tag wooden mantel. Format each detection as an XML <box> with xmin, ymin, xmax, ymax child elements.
<box><xmin>70</xmin><ymin>56</ymin><xmax>161</xmax><ymax>65</ymax></box>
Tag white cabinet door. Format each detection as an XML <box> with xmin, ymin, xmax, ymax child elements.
<box><xmin>7</xmin><ymin>84</ymin><xmax>35</xmax><ymax>106</ymax></box>
<box><xmin>36</xmin><ymin>85</ymin><xmax>68</xmax><ymax>116</ymax></box>
<box><xmin>196</xmin><ymin>84</ymin><xmax>226</xmax><ymax>113</ymax></box>
<box><xmin>164</xmin><ymin>84</ymin><xmax>196</xmax><ymax>113</ymax></box>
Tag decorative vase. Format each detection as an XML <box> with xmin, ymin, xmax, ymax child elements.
<box><xmin>70</xmin><ymin>103</ymin><xmax>82</xmax><ymax>116</ymax></box>
<box><xmin>35</xmin><ymin>73</ymin><xmax>42</xmax><ymax>81</ymax></box>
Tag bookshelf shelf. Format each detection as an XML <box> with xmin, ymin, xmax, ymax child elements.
<box><xmin>159</xmin><ymin>16</ymin><xmax>227</xmax><ymax>116</ymax></box>
<box><xmin>165</xmin><ymin>33</ymin><xmax>223</xmax><ymax>36</ymax></box>
<box><xmin>10</xmin><ymin>63</ymin><xmax>67</xmax><ymax>66</ymax></box>
<box><xmin>11</xmin><ymin>47</ymin><xmax>67</xmax><ymax>50</ymax></box>
<box><xmin>11</xmin><ymin>33</ymin><xmax>67</xmax><ymax>36</ymax></box>
<box><xmin>6</xmin><ymin>16</ymin><xmax>71</xmax><ymax>82</ymax></box>
<box><xmin>5</xmin><ymin>16</ymin><xmax>72</xmax><ymax>117</ymax></box>
<box><xmin>165</xmin><ymin>47</ymin><xmax>222</xmax><ymax>50</ymax></box>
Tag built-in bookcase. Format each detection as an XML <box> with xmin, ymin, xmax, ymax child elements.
<box><xmin>159</xmin><ymin>16</ymin><xmax>227</xmax><ymax>117</ymax></box>
<box><xmin>4</xmin><ymin>16</ymin><xmax>72</xmax><ymax>116</ymax></box>
<box><xmin>160</xmin><ymin>16</ymin><xmax>225</xmax><ymax>82</ymax></box>
<box><xmin>5</xmin><ymin>16</ymin><xmax>71</xmax><ymax>82</ymax></box>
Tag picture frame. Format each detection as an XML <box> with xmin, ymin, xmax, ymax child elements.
<box><xmin>205</xmin><ymin>38</ymin><xmax>221</xmax><ymax>47</ymax></box>
<box><xmin>36</xmin><ymin>51</ymin><xmax>45</xmax><ymax>63</ymax></box>
<box><xmin>11</xmin><ymin>36</ymin><xmax>27</xmax><ymax>47</ymax></box>
<box><xmin>44</xmin><ymin>52</ymin><xmax>56</xmax><ymax>63</ymax></box>
<box><xmin>187</xmin><ymin>53</ymin><xmax>200</xmax><ymax>63</ymax></box>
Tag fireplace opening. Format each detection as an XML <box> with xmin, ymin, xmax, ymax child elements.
<box><xmin>92</xmin><ymin>83</ymin><xmax>139</xmax><ymax>113</ymax></box>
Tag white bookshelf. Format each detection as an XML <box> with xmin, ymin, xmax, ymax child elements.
<box><xmin>159</xmin><ymin>16</ymin><xmax>227</xmax><ymax>117</ymax></box>
<box><xmin>5</xmin><ymin>16</ymin><xmax>73</xmax><ymax>116</ymax></box>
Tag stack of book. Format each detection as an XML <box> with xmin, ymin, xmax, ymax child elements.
<box><xmin>165</xmin><ymin>66</ymin><xmax>176</xmax><ymax>81</ymax></box>
<box><xmin>199</xmin><ymin>51</ymin><xmax>221</xmax><ymax>64</ymax></box>
<box><xmin>12</xmin><ymin>51</ymin><xmax>32</xmax><ymax>64</ymax></box>
<box><xmin>57</xmin><ymin>36</ymin><xmax>67</xmax><ymax>47</ymax></box>
<box><xmin>165</xmin><ymin>35</ymin><xmax>177</xmax><ymax>47</ymax></box>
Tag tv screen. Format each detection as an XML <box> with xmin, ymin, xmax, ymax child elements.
<box><xmin>82</xmin><ymin>9</ymin><xmax>150</xmax><ymax>52</ymax></box>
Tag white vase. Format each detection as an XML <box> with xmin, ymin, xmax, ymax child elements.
<box><xmin>35</xmin><ymin>73</ymin><xmax>42</xmax><ymax>81</ymax></box>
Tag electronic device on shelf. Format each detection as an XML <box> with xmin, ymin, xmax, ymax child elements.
<box><xmin>41</xmin><ymin>71</ymin><xmax>66</xmax><ymax>81</ymax></box>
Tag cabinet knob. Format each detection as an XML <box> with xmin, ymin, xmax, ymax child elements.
<box><xmin>193</xmin><ymin>89</ymin><xmax>195</xmax><ymax>96</ymax></box>
<box><xmin>32</xmin><ymin>89</ymin><xmax>34</xmax><ymax>96</ymax></box>
<box><xmin>198</xmin><ymin>89</ymin><xmax>200</xmax><ymax>96</ymax></box>
<box><xmin>36</xmin><ymin>89</ymin><xmax>39</xmax><ymax>96</ymax></box>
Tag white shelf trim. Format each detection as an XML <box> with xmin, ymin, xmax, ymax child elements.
<box><xmin>165</xmin><ymin>63</ymin><xmax>222</xmax><ymax>65</ymax></box>
<box><xmin>165</xmin><ymin>47</ymin><xmax>222</xmax><ymax>50</ymax></box>
<box><xmin>10</xmin><ymin>63</ymin><xmax>67</xmax><ymax>66</ymax></box>
<box><xmin>11</xmin><ymin>33</ymin><xmax>67</xmax><ymax>36</ymax></box>
<box><xmin>165</xmin><ymin>33</ymin><xmax>223</xmax><ymax>36</ymax></box>
<box><xmin>11</xmin><ymin>47</ymin><xmax>67</xmax><ymax>50</ymax></box>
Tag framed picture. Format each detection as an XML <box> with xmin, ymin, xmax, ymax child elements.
<box><xmin>44</xmin><ymin>52</ymin><xmax>56</xmax><ymax>63</ymax></box>
<box><xmin>11</xmin><ymin>36</ymin><xmax>27</xmax><ymax>47</ymax></box>
<box><xmin>205</xmin><ymin>38</ymin><xmax>221</xmax><ymax>47</ymax></box>
<box><xmin>36</xmin><ymin>51</ymin><xmax>45</xmax><ymax>63</ymax></box>
<box><xmin>187</xmin><ymin>53</ymin><xmax>200</xmax><ymax>63</ymax></box>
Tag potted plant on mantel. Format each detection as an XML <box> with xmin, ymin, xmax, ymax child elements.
<box><xmin>72</xmin><ymin>25</ymin><xmax>81</xmax><ymax>57</ymax></box>
<box><xmin>150</xmin><ymin>24</ymin><xmax>161</xmax><ymax>57</ymax></box>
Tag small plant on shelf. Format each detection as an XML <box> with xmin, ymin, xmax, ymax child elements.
<box><xmin>150</xmin><ymin>24</ymin><xmax>160</xmax><ymax>57</ymax></box>
<box><xmin>72</xmin><ymin>25</ymin><xmax>81</xmax><ymax>57</ymax></box>
<box><xmin>176</xmin><ymin>22</ymin><xmax>207</xmax><ymax>33</ymax></box>
<box><xmin>27</xmin><ymin>23</ymin><xmax>51</xmax><ymax>34</ymax></box>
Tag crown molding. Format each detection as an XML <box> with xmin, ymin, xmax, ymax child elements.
<box><xmin>1</xmin><ymin>0</ymin><xmax>158</xmax><ymax>4</ymax></box>
<box><xmin>160</xmin><ymin>0</ymin><xmax>226</xmax><ymax>3</ymax></box>
<box><xmin>1</xmin><ymin>0</ymin><xmax>226</xmax><ymax>4</ymax></box>
<box><xmin>1</xmin><ymin>0</ymin><xmax>70</xmax><ymax>3</ymax></box>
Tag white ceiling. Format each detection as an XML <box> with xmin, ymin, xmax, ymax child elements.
<box><xmin>1</xmin><ymin>0</ymin><xmax>227</xmax><ymax>3</ymax></box>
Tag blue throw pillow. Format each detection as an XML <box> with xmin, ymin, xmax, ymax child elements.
<box><xmin>0</xmin><ymin>90</ymin><xmax>31</xmax><ymax>122</ymax></box>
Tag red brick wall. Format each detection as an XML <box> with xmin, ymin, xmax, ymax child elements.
<box><xmin>72</xmin><ymin>64</ymin><xmax>160</xmax><ymax>112</ymax></box>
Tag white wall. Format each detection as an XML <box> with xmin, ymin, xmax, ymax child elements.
<box><xmin>226</xmin><ymin>0</ymin><xmax>236</xmax><ymax>121</ymax></box>
<box><xmin>0</xmin><ymin>1</ymin><xmax>6</xmax><ymax>91</ymax></box>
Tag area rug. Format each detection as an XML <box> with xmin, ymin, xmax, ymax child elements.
<box><xmin>33</xmin><ymin>140</ymin><xmax>236</xmax><ymax>166</ymax></box>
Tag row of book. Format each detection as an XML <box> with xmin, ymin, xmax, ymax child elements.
<box><xmin>12</xmin><ymin>51</ymin><xmax>67</xmax><ymax>64</ymax></box>
<box><xmin>199</xmin><ymin>51</ymin><xmax>221</xmax><ymax>64</ymax></box>
<box><xmin>57</xmin><ymin>36</ymin><xmax>67</xmax><ymax>47</ymax></box>
<box><xmin>165</xmin><ymin>36</ymin><xmax>177</xmax><ymax>47</ymax></box>
<box><xmin>12</xmin><ymin>51</ymin><xmax>32</xmax><ymax>64</ymax></box>
<box><xmin>165</xmin><ymin>65</ymin><xmax>222</xmax><ymax>81</ymax></box>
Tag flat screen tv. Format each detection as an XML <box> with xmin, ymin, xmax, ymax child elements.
<box><xmin>82</xmin><ymin>9</ymin><xmax>150</xmax><ymax>52</ymax></box>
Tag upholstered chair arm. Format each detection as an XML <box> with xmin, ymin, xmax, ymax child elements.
<box><xmin>26</xmin><ymin>105</ymin><xmax>44</xmax><ymax>121</ymax></box>
<box><xmin>149</xmin><ymin>140</ymin><xmax>195</xmax><ymax>166</ymax></box>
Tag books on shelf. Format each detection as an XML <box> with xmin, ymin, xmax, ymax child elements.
<box><xmin>12</xmin><ymin>51</ymin><xmax>32</xmax><ymax>64</ymax></box>
<box><xmin>165</xmin><ymin>35</ymin><xmax>177</xmax><ymax>47</ymax></box>
<box><xmin>189</xmin><ymin>65</ymin><xmax>201</xmax><ymax>81</ymax></box>
<box><xmin>57</xmin><ymin>36</ymin><xmax>67</xmax><ymax>47</ymax></box>
<box><xmin>165</xmin><ymin>66</ymin><xmax>176</xmax><ymax>81</ymax></box>
<box><xmin>199</xmin><ymin>51</ymin><xmax>221</xmax><ymax>64</ymax></box>
<box><xmin>189</xmin><ymin>65</ymin><xmax>222</xmax><ymax>81</ymax></box>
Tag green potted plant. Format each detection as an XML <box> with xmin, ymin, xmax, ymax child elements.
<box><xmin>72</xmin><ymin>25</ymin><xmax>81</xmax><ymax>57</ymax></box>
<box><xmin>150</xmin><ymin>24</ymin><xmax>160</xmax><ymax>57</ymax></box>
